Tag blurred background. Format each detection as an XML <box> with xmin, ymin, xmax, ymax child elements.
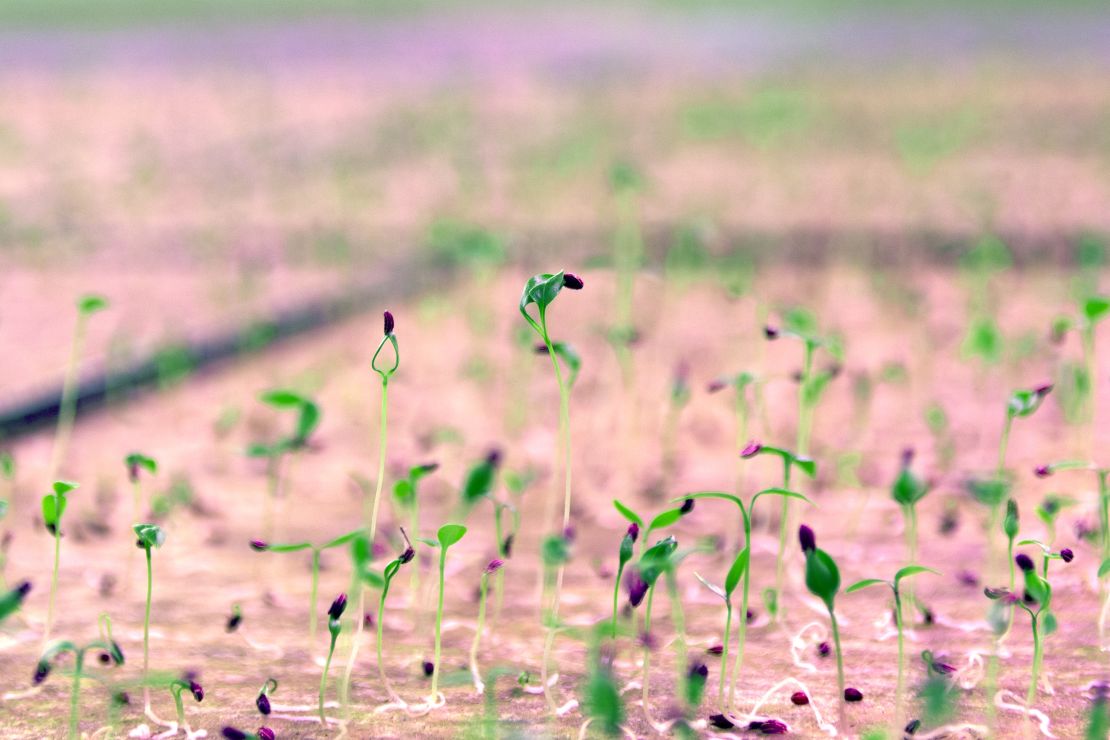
<box><xmin>2</xmin><ymin>0</ymin><xmax>1110</xmax><ymax>424</ymax></box>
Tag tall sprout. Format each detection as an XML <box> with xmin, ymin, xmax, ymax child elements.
<box><xmin>48</xmin><ymin>295</ymin><xmax>108</xmax><ymax>484</ymax></box>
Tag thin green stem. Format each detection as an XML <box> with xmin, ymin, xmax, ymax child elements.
<box><xmin>1026</xmin><ymin>617</ymin><xmax>1043</xmax><ymax>712</ymax></box>
<box><xmin>431</xmin><ymin>549</ymin><xmax>447</xmax><ymax>698</ymax></box>
<box><xmin>830</xmin><ymin>611</ymin><xmax>846</xmax><ymax>729</ymax></box>
<box><xmin>894</xmin><ymin>591</ymin><xmax>905</xmax><ymax>731</ymax></box>
<box><xmin>142</xmin><ymin>547</ymin><xmax>152</xmax><ymax>712</ymax></box>
<box><xmin>611</xmin><ymin>562</ymin><xmax>626</xmax><ymax>638</ymax></box>
<box><xmin>45</xmin><ymin>510</ymin><xmax>61</xmax><ymax>647</ymax></box>
<box><xmin>718</xmin><ymin>602</ymin><xmax>732</xmax><ymax>710</ymax></box>
<box><xmin>997</xmin><ymin>413</ymin><xmax>1013</xmax><ymax>476</ymax></box>
<box><xmin>377</xmin><ymin>579</ymin><xmax>399</xmax><ymax>702</ymax></box>
<box><xmin>49</xmin><ymin>313</ymin><xmax>89</xmax><ymax>483</ymax></box>
<box><xmin>640</xmin><ymin>585</ymin><xmax>657</xmax><ymax>723</ymax></box>
<box><xmin>772</xmin><ymin>460</ymin><xmax>793</xmax><ymax>620</ymax></box>
<box><xmin>172</xmin><ymin>688</ymin><xmax>185</xmax><ymax>727</ymax></box>
<box><xmin>309</xmin><ymin>550</ymin><xmax>320</xmax><ymax>643</ymax></box>
<box><xmin>730</xmin><ymin>532</ymin><xmax>752</xmax><ymax>710</ymax></box>
<box><xmin>68</xmin><ymin>650</ymin><xmax>84</xmax><ymax>740</ymax></box>
<box><xmin>470</xmin><ymin>573</ymin><xmax>490</xmax><ymax>691</ymax></box>
<box><xmin>320</xmin><ymin>632</ymin><xmax>338</xmax><ymax>724</ymax></box>
<box><xmin>904</xmin><ymin>505</ymin><xmax>919</xmax><ymax>607</ymax></box>
<box><xmin>666</xmin><ymin>570</ymin><xmax>687</xmax><ymax>701</ymax></box>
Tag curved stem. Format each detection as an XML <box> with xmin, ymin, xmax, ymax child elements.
<box><xmin>377</xmin><ymin>580</ymin><xmax>400</xmax><ymax>702</ymax></box>
<box><xmin>45</xmin><ymin>515</ymin><xmax>61</xmax><ymax>647</ymax></box>
<box><xmin>640</xmin><ymin>585</ymin><xmax>657</xmax><ymax>724</ymax></box>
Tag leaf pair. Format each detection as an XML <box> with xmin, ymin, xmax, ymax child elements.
<box><xmin>42</xmin><ymin>481</ymin><xmax>78</xmax><ymax>533</ymax></box>
<box><xmin>249</xmin><ymin>389</ymin><xmax>321</xmax><ymax>457</ymax></box>
<box><xmin>133</xmin><ymin>523</ymin><xmax>166</xmax><ymax>549</ymax></box>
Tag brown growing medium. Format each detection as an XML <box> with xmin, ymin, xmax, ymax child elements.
<box><xmin>0</xmin><ymin>266</ymin><xmax>1104</xmax><ymax>737</ymax></box>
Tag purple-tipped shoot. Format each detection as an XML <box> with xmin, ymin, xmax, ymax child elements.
<box><xmin>740</xmin><ymin>440</ymin><xmax>762</xmax><ymax>458</ymax></box>
<box><xmin>383</xmin><ymin>310</ymin><xmax>395</xmax><ymax>336</ymax></box>
<box><xmin>1015</xmin><ymin>553</ymin><xmax>1035</xmax><ymax>572</ymax></box>
<box><xmin>562</xmin><ymin>272</ymin><xmax>584</xmax><ymax>290</ymax></box>
<box><xmin>798</xmin><ymin>525</ymin><xmax>816</xmax><ymax>554</ymax></box>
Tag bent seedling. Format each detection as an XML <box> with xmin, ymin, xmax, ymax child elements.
<box><xmin>319</xmin><ymin>593</ymin><xmax>347</xmax><ymax>724</ymax></box>
<box><xmin>48</xmin><ymin>295</ymin><xmax>108</xmax><ymax>484</ymax></box>
<box><xmin>34</xmin><ymin>631</ymin><xmax>124</xmax><ymax>739</ymax></box>
<box><xmin>123</xmin><ymin>453</ymin><xmax>157</xmax><ymax>591</ymax></box>
<box><xmin>470</xmin><ymin>558</ymin><xmax>505</xmax><ymax>695</ymax></box>
<box><xmin>799</xmin><ymin>524</ymin><xmax>848</xmax><ymax>728</ymax></box>
<box><xmin>372</xmin><ymin>530</ymin><xmax>416</xmax><ymax>708</ymax></box>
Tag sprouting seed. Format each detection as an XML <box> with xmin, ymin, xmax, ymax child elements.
<box><xmin>1061</xmin><ymin>548</ymin><xmax>1075</xmax><ymax>563</ymax></box>
<box><xmin>791</xmin><ymin>691</ymin><xmax>809</xmax><ymax>705</ymax></box>
<box><xmin>1016</xmin><ymin>553</ymin><xmax>1035</xmax><ymax>572</ymax></box>
<box><xmin>562</xmin><ymin>272</ymin><xmax>585</xmax><ymax>289</ymax></box>
<box><xmin>680</xmin><ymin>498</ymin><xmax>694</xmax><ymax>515</ymax></box>
<box><xmin>709</xmin><ymin>713</ymin><xmax>735</xmax><ymax>729</ymax></box>
<box><xmin>740</xmin><ymin>440</ymin><xmax>762</xmax><ymax>458</ymax></box>
<box><xmin>258</xmin><ymin>729</ymin><xmax>275</xmax><ymax>740</ymax></box>
<box><xmin>226</xmin><ymin>604</ymin><xmax>243</xmax><ymax>633</ymax></box>
<box><xmin>844</xmin><ymin>688</ymin><xmax>863</xmax><ymax>702</ymax></box>
<box><xmin>798</xmin><ymin>524</ymin><xmax>816</xmax><ymax>554</ymax></box>
<box><xmin>422</xmin><ymin>660</ymin><xmax>435</xmax><ymax>677</ymax></box>
<box><xmin>707</xmin><ymin>644</ymin><xmax>723</xmax><ymax>655</ymax></box>
<box><xmin>383</xmin><ymin>310</ymin><xmax>395</xmax><ymax>335</ymax></box>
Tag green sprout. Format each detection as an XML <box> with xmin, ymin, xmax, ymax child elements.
<box><xmin>249</xmin><ymin>528</ymin><xmax>361</xmax><ymax>642</ymax></box>
<box><xmin>42</xmin><ymin>480</ymin><xmax>78</xmax><ymax>646</ymax></box>
<box><xmin>0</xmin><ymin>580</ymin><xmax>31</xmax><ymax>624</ymax></box>
<box><xmin>373</xmin><ymin>530</ymin><xmax>416</xmax><ymax>705</ymax></box>
<box><xmin>738</xmin><ymin>441</ymin><xmax>816</xmax><ymax>619</ymax></box>
<box><xmin>167</xmin><ymin>676</ymin><xmax>204</xmax><ymax>734</ymax></box>
<box><xmin>319</xmin><ymin>593</ymin><xmax>347</xmax><ymax>724</ymax></box>
<box><xmin>891</xmin><ymin>449</ymin><xmax>930</xmax><ymax>573</ymax></box>
<box><xmin>341</xmin><ymin>311</ymin><xmax>398</xmax><ymax>716</ymax></box>
<box><xmin>846</xmin><ymin>565</ymin><xmax>939</xmax><ymax>731</ymax></box>
<box><xmin>989</xmin><ymin>551</ymin><xmax>1054</xmax><ymax>720</ymax></box>
<box><xmin>48</xmin><ymin>295</ymin><xmax>107</xmax><ymax>484</ymax></box>
<box><xmin>134</xmin><ymin>523</ymin><xmax>165</xmax><ymax>716</ymax></box>
<box><xmin>706</xmin><ymin>372</ymin><xmax>759</xmax><ymax>491</ymax></box>
<box><xmin>431</xmin><ymin>524</ymin><xmax>467</xmax><ymax>700</ymax></box>
<box><xmin>1004</xmin><ymin>499</ymin><xmax>1020</xmax><ymax>592</ymax></box>
<box><xmin>519</xmin><ymin>269</ymin><xmax>583</xmax><ymax>713</ymax></box>
<box><xmin>679</xmin><ymin>487</ymin><xmax>810</xmax><ymax>711</ymax></box>
<box><xmin>610</xmin><ymin>499</ymin><xmax>684</xmax><ymax>641</ymax></box>
<box><xmin>246</xmin><ymin>388</ymin><xmax>321</xmax><ymax>545</ymax></box>
<box><xmin>799</xmin><ymin>524</ymin><xmax>847</xmax><ymax>728</ymax></box>
<box><xmin>123</xmin><ymin>453</ymin><xmax>157</xmax><ymax>591</ymax></box>
<box><xmin>632</xmin><ymin>535</ymin><xmax>678</xmax><ymax>723</ymax></box>
<box><xmin>470</xmin><ymin>558</ymin><xmax>505</xmax><ymax>694</ymax></box>
<box><xmin>33</xmin><ymin>631</ymin><xmax>124</xmax><ymax>739</ymax></box>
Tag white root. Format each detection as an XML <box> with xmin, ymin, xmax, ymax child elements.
<box><xmin>952</xmin><ymin>651</ymin><xmax>985</xmax><ymax>691</ymax></box>
<box><xmin>741</xmin><ymin>677</ymin><xmax>836</xmax><ymax>737</ymax></box>
<box><xmin>789</xmin><ymin>621</ymin><xmax>827</xmax><ymax>673</ymax></box>
<box><xmin>994</xmin><ymin>689</ymin><xmax>1056</xmax><ymax>738</ymax></box>
<box><xmin>914</xmin><ymin>723</ymin><xmax>988</xmax><ymax>739</ymax></box>
<box><xmin>522</xmin><ymin>672</ymin><xmax>559</xmax><ymax>695</ymax></box>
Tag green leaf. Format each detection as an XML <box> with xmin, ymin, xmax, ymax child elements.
<box><xmin>680</xmin><ymin>491</ymin><xmax>744</xmax><ymax>511</ymax></box>
<box><xmin>618</xmin><ymin>532</ymin><xmax>635</xmax><ymax>567</ymax></box>
<box><xmin>519</xmin><ymin>271</ymin><xmax>567</xmax><ymax>334</ymax></box>
<box><xmin>323</xmin><ymin>530</ymin><xmax>360</xmax><ymax>550</ymax></box>
<box><xmin>351</xmin><ymin>533</ymin><xmax>372</xmax><ymax>568</ymax></box>
<box><xmin>794</xmin><ymin>457</ymin><xmax>818</xmax><ymax>479</ymax></box>
<box><xmin>894</xmin><ymin>565</ymin><xmax>940</xmax><ymax>588</ymax></box>
<box><xmin>1043</xmin><ymin>610</ymin><xmax>1058</xmax><ymax>636</ymax></box>
<box><xmin>804</xmin><ymin>548</ymin><xmax>840</xmax><ymax>611</ymax></box>
<box><xmin>0</xmin><ymin>451</ymin><xmax>12</xmax><ymax>479</ymax></box>
<box><xmin>437</xmin><ymin>524</ymin><xmax>467</xmax><ymax>548</ymax></box>
<box><xmin>294</xmin><ymin>401</ymin><xmax>321</xmax><ymax>444</ymax></box>
<box><xmin>846</xmin><ymin>578</ymin><xmax>887</xmax><ymax>593</ymax></box>
<box><xmin>362</xmin><ymin>570</ymin><xmax>384</xmax><ymax>589</ymax></box>
<box><xmin>966</xmin><ymin>477</ymin><xmax>1010</xmax><ymax>507</ymax></box>
<box><xmin>684</xmin><ymin>662</ymin><xmax>707</xmax><ymax>709</ymax></box>
<box><xmin>892</xmin><ymin>467</ymin><xmax>928</xmax><ymax>506</ymax></box>
<box><xmin>414</xmin><ymin>537</ymin><xmax>438</xmax><ymax>548</ymax></box>
<box><xmin>549</xmin><ymin>342</ymin><xmax>582</xmax><ymax>388</ymax></box>
<box><xmin>125</xmin><ymin>453</ymin><xmax>158</xmax><ymax>477</ymax></box>
<box><xmin>751</xmin><ymin>487</ymin><xmax>812</xmax><ymax>510</ymax></box>
<box><xmin>541</xmin><ymin>535</ymin><xmax>570</xmax><ymax>567</ymax></box>
<box><xmin>78</xmin><ymin>294</ymin><xmax>108</xmax><ymax>314</ymax></box>
<box><xmin>1003</xmin><ymin>499</ymin><xmax>1019</xmax><ymax>539</ymax></box>
<box><xmin>761</xmin><ymin>587</ymin><xmax>778</xmax><ymax>617</ymax></box>
<box><xmin>0</xmin><ymin>583</ymin><xmax>29</xmax><ymax>623</ymax></box>
<box><xmin>53</xmin><ymin>481</ymin><xmax>77</xmax><ymax>496</ymax></box>
<box><xmin>461</xmin><ymin>458</ymin><xmax>497</xmax><ymax>507</ymax></box>
<box><xmin>259</xmin><ymin>389</ymin><xmax>306</xmax><ymax>408</ymax></box>
<box><xmin>613</xmin><ymin>499</ymin><xmax>644</xmax><ymax>528</ymax></box>
<box><xmin>1084</xmin><ymin>297</ymin><xmax>1110</xmax><ymax>323</ymax></box>
<box><xmin>724</xmin><ymin>547</ymin><xmax>749</xmax><ymax>597</ymax></box>
<box><xmin>638</xmin><ymin>536</ymin><xmax>678</xmax><ymax>586</ymax></box>
<box><xmin>1023</xmin><ymin>569</ymin><xmax>1051</xmax><ymax>610</ymax></box>
<box><xmin>1099</xmin><ymin>558</ymin><xmax>1110</xmax><ymax>579</ymax></box>
<box><xmin>133</xmin><ymin>523</ymin><xmax>166</xmax><ymax>549</ymax></box>
<box><xmin>266</xmin><ymin>542</ymin><xmax>312</xmax><ymax>553</ymax></box>
<box><xmin>648</xmin><ymin>508</ymin><xmax>683</xmax><ymax>532</ymax></box>
<box><xmin>393</xmin><ymin>479</ymin><xmax>414</xmax><ymax>506</ymax></box>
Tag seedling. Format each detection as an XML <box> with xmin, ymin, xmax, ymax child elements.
<box><xmin>738</xmin><ymin>442</ymin><xmax>816</xmax><ymax>619</ymax></box>
<box><xmin>250</xmin><ymin>528</ymin><xmax>361</xmax><ymax>642</ymax></box>
<box><xmin>679</xmin><ymin>487</ymin><xmax>811</xmax><ymax>711</ymax></box>
<box><xmin>470</xmin><ymin>558</ymin><xmax>505</xmax><ymax>694</ymax></box>
<box><xmin>891</xmin><ymin>449</ymin><xmax>930</xmax><ymax>572</ymax></box>
<box><xmin>431</xmin><ymin>524</ymin><xmax>467</xmax><ymax>701</ymax></box>
<box><xmin>43</xmin><ymin>480</ymin><xmax>78</xmax><ymax>646</ymax></box>
<box><xmin>799</xmin><ymin>524</ymin><xmax>847</xmax><ymax>727</ymax></box>
<box><xmin>1004</xmin><ymin>499</ymin><xmax>1020</xmax><ymax>591</ymax></box>
<box><xmin>123</xmin><ymin>453</ymin><xmax>157</xmax><ymax>590</ymax></box>
<box><xmin>1036</xmin><ymin>461</ymin><xmax>1108</xmax><ymax>564</ymax></box>
<box><xmin>519</xmin><ymin>270</ymin><xmax>583</xmax><ymax>711</ymax></box>
<box><xmin>319</xmin><ymin>592</ymin><xmax>347</xmax><ymax>723</ymax></box>
<box><xmin>846</xmin><ymin>565</ymin><xmax>939</xmax><ymax>730</ymax></box>
<box><xmin>340</xmin><ymin>311</ymin><xmax>398</xmax><ymax>715</ymax></box>
<box><xmin>167</xmin><ymin>676</ymin><xmax>204</xmax><ymax>734</ymax></box>
<box><xmin>707</xmin><ymin>372</ymin><xmax>760</xmax><ymax>490</ymax></box>
<box><xmin>134</xmin><ymin>523</ymin><xmax>165</xmax><ymax>716</ymax></box>
<box><xmin>987</xmin><ymin>552</ymin><xmax>1054</xmax><ymax>720</ymax></box>
<box><xmin>610</xmin><ymin>520</ymin><xmax>639</xmax><ymax>636</ymax></box>
<box><xmin>246</xmin><ymin>389</ymin><xmax>321</xmax><ymax>545</ymax></box>
<box><xmin>372</xmin><ymin>529</ymin><xmax>416</xmax><ymax>705</ymax></box>
<box><xmin>632</xmin><ymin>535</ymin><xmax>678</xmax><ymax>722</ymax></box>
<box><xmin>34</xmin><ymin>631</ymin><xmax>124</xmax><ymax>738</ymax></box>
<box><xmin>48</xmin><ymin>295</ymin><xmax>108</xmax><ymax>484</ymax></box>
<box><xmin>255</xmin><ymin>678</ymin><xmax>277</xmax><ymax>715</ymax></box>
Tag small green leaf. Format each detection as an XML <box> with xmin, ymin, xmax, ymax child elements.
<box><xmin>751</xmin><ymin>487</ymin><xmax>812</xmax><ymax>509</ymax></box>
<box><xmin>846</xmin><ymin>578</ymin><xmax>887</xmax><ymax>593</ymax></box>
<box><xmin>0</xmin><ymin>583</ymin><xmax>29</xmax><ymax>623</ymax></box>
<box><xmin>1098</xmin><ymin>558</ymin><xmax>1110</xmax><ymax>578</ymax></box>
<box><xmin>78</xmin><ymin>294</ymin><xmax>108</xmax><ymax>314</ymax></box>
<box><xmin>266</xmin><ymin>542</ymin><xmax>312</xmax><ymax>553</ymax></box>
<box><xmin>53</xmin><ymin>481</ymin><xmax>78</xmax><ymax>496</ymax></box>
<box><xmin>259</xmin><ymin>389</ymin><xmax>306</xmax><ymax>408</ymax></box>
<box><xmin>362</xmin><ymin>570</ymin><xmax>385</xmax><ymax>589</ymax></box>
<box><xmin>1043</xmin><ymin>610</ymin><xmax>1058</xmax><ymax>635</ymax></box>
<box><xmin>461</xmin><ymin>457</ymin><xmax>498</xmax><ymax>507</ymax></box>
<box><xmin>322</xmin><ymin>530</ymin><xmax>360</xmax><ymax>550</ymax></box>
<box><xmin>542</xmin><ymin>535</ymin><xmax>570</xmax><ymax>567</ymax></box>
<box><xmin>549</xmin><ymin>342</ymin><xmax>582</xmax><ymax>388</ymax></box>
<box><xmin>519</xmin><ymin>271</ymin><xmax>568</xmax><ymax>335</ymax></box>
<box><xmin>894</xmin><ymin>565</ymin><xmax>940</xmax><ymax>587</ymax></box>
<box><xmin>437</xmin><ymin>524</ymin><xmax>467</xmax><ymax>548</ymax></box>
<box><xmin>613</xmin><ymin>499</ymin><xmax>644</xmax><ymax>528</ymax></box>
<box><xmin>133</xmin><ymin>523</ymin><xmax>166</xmax><ymax>549</ymax></box>
<box><xmin>393</xmin><ymin>479</ymin><xmax>414</xmax><ymax>506</ymax></box>
<box><xmin>414</xmin><ymin>537</ymin><xmax>439</xmax><ymax>548</ymax></box>
<box><xmin>1084</xmin><ymin>297</ymin><xmax>1110</xmax><ymax>323</ymax></box>
<box><xmin>0</xmin><ymin>451</ymin><xmax>12</xmax><ymax>479</ymax></box>
<box><xmin>761</xmin><ymin>587</ymin><xmax>778</xmax><ymax>617</ymax></box>
<box><xmin>892</xmin><ymin>467</ymin><xmax>928</xmax><ymax>506</ymax></box>
<box><xmin>794</xmin><ymin>457</ymin><xmax>818</xmax><ymax>479</ymax></box>
<box><xmin>648</xmin><ymin>508</ymin><xmax>683</xmax><ymax>532</ymax></box>
<box><xmin>294</xmin><ymin>401</ymin><xmax>321</xmax><ymax>444</ymax></box>
<box><xmin>724</xmin><ymin>547</ymin><xmax>749</xmax><ymax>597</ymax></box>
<box><xmin>125</xmin><ymin>453</ymin><xmax>158</xmax><ymax>477</ymax></box>
<box><xmin>804</xmin><ymin>548</ymin><xmax>840</xmax><ymax>611</ymax></box>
